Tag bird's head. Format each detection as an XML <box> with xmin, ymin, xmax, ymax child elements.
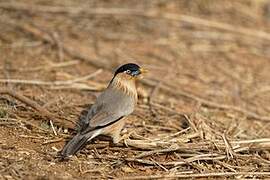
<box><xmin>109</xmin><ymin>63</ymin><xmax>147</xmax><ymax>93</ymax></box>
<box><xmin>114</xmin><ymin>63</ymin><xmax>146</xmax><ymax>79</ymax></box>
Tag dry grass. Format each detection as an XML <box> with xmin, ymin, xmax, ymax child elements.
<box><xmin>1</xmin><ymin>0</ymin><xmax>270</xmax><ymax>179</ymax></box>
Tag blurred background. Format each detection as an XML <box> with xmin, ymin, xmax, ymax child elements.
<box><xmin>1</xmin><ymin>0</ymin><xmax>270</xmax><ymax>179</ymax></box>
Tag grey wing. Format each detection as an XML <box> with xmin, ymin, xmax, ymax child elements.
<box><xmin>79</xmin><ymin>88</ymin><xmax>135</xmax><ymax>133</ymax></box>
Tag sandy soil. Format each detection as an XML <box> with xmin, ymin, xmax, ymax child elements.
<box><xmin>1</xmin><ymin>0</ymin><xmax>270</xmax><ymax>179</ymax></box>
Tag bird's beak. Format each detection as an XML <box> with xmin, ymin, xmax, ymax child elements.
<box><xmin>130</xmin><ymin>68</ymin><xmax>148</xmax><ymax>77</ymax></box>
<box><xmin>139</xmin><ymin>68</ymin><xmax>148</xmax><ymax>74</ymax></box>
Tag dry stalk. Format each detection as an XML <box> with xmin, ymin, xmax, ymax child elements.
<box><xmin>2</xmin><ymin>3</ymin><xmax>270</xmax><ymax>41</ymax></box>
<box><xmin>0</xmin><ymin>60</ymin><xmax>79</xmax><ymax>72</ymax></box>
<box><xmin>2</xmin><ymin>16</ymin><xmax>269</xmax><ymax>122</ymax></box>
<box><xmin>124</xmin><ymin>137</ymin><xmax>270</xmax><ymax>151</ymax></box>
<box><xmin>0</xmin><ymin>69</ymin><xmax>104</xmax><ymax>91</ymax></box>
<box><xmin>0</xmin><ymin>88</ymin><xmax>75</xmax><ymax>129</ymax></box>
<box><xmin>118</xmin><ymin>171</ymin><xmax>270</xmax><ymax>179</ymax></box>
<box><xmin>142</xmin><ymin>79</ymin><xmax>270</xmax><ymax>122</ymax></box>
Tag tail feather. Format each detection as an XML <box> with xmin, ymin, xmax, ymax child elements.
<box><xmin>61</xmin><ymin>131</ymin><xmax>96</xmax><ymax>158</ymax></box>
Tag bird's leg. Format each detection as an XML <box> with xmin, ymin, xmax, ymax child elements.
<box><xmin>112</xmin><ymin>132</ymin><xmax>121</xmax><ymax>144</ymax></box>
<box><xmin>102</xmin><ymin>118</ymin><xmax>126</xmax><ymax>145</ymax></box>
<box><xmin>111</xmin><ymin>123</ymin><xmax>124</xmax><ymax>144</ymax></box>
<box><xmin>110</xmin><ymin>120</ymin><xmax>126</xmax><ymax>145</ymax></box>
<box><xmin>117</xmin><ymin>130</ymin><xmax>134</xmax><ymax>145</ymax></box>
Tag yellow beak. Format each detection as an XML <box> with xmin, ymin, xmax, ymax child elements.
<box><xmin>140</xmin><ymin>68</ymin><xmax>148</xmax><ymax>74</ymax></box>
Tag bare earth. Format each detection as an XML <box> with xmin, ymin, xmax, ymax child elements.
<box><xmin>1</xmin><ymin>1</ymin><xmax>270</xmax><ymax>179</ymax></box>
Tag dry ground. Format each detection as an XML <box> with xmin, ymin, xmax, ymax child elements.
<box><xmin>1</xmin><ymin>0</ymin><xmax>270</xmax><ymax>179</ymax></box>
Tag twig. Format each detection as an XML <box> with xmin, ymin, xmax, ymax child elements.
<box><xmin>0</xmin><ymin>70</ymin><xmax>104</xmax><ymax>91</ymax></box>
<box><xmin>57</xmin><ymin>69</ymin><xmax>103</xmax><ymax>84</ymax></box>
<box><xmin>0</xmin><ymin>3</ymin><xmax>144</xmax><ymax>16</ymax></box>
<box><xmin>13</xmin><ymin>114</ymin><xmax>52</xmax><ymax>133</ymax></box>
<box><xmin>161</xmin><ymin>127</ymin><xmax>191</xmax><ymax>140</ymax></box>
<box><xmin>0</xmin><ymin>88</ymin><xmax>75</xmax><ymax>129</ymax></box>
<box><xmin>141</xmin><ymin>79</ymin><xmax>270</xmax><ymax>122</ymax></box>
<box><xmin>135</xmin><ymin>146</ymin><xmax>182</xmax><ymax>159</ymax></box>
<box><xmin>183</xmin><ymin>114</ymin><xmax>198</xmax><ymax>133</ymax></box>
<box><xmin>0</xmin><ymin>60</ymin><xmax>79</xmax><ymax>72</ymax></box>
<box><xmin>42</xmin><ymin>138</ymin><xmax>64</xmax><ymax>145</ymax></box>
<box><xmin>124</xmin><ymin>138</ymin><xmax>270</xmax><ymax>151</ymax></box>
<box><xmin>213</xmin><ymin>160</ymin><xmax>237</xmax><ymax>172</ymax></box>
<box><xmin>101</xmin><ymin>150</ymin><xmax>262</xmax><ymax>169</ymax></box>
<box><xmin>49</xmin><ymin>120</ymin><xmax>58</xmax><ymax>136</ymax></box>
<box><xmin>222</xmin><ymin>133</ymin><xmax>235</xmax><ymax>160</ymax></box>
<box><xmin>0</xmin><ymin>69</ymin><xmax>103</xmax><ymax>86</ymax></box>
<box><xmin>49</xmin><ymin>83</ymin><xmax>105</xmax><ymax>91</ymax></box>
<box><xmin>118</xmin><ymin>172</ymin><xmax>270</xmax><ymax>179</ymax></box>
<box><xmin>19</xmin><ymin>135</ymin><xmax>48</xmax><ymax>140</ymax></box>
<box><xmin>150</xmin><ymin>158</ymin><xmax>168</xmax><ymax>172</ymax></box>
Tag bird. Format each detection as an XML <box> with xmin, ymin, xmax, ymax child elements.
<box><xmin>60</xmin><ymin>63</ymin><xmax>146</xmax><ymax>158</ymax></box>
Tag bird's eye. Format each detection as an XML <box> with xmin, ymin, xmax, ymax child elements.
<box><xmin>125</xmin><ymin>70</ymin><xmax>131</xmax><ymax>74</ymax></box>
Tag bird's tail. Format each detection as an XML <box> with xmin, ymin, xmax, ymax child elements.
<box><xmin>60</xmin><ymin>131</ymin><xmax>97</xmax><ymax>158</ymax></box>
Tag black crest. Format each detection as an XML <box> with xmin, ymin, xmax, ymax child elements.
<box><xmin>114</xmin><ymin>63</ymin><xmax>141</xmax><ymax>76</ymax></box>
